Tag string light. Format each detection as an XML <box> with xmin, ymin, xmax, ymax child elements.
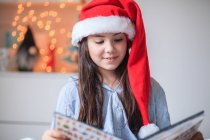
<box><xmin>26</xmin><ymin>2</ymin><xmax>32</xmax><ymax>7</ymax></box>
<box><xmin>12</xmin><ymin>31</ymin><xmax>17</xmax><ymax>37</ymax></box>
<box><xmin>39</xmin><ymin>48</ymin><xmax>46</xmax><ymax>55</ymax></box>
<box><xmin>76</xmin><ymin>4</ymin><xmax>83</xmax><ymax>11</ymax></box>
<box><xmin>18</xmin><ymin>3</ymin><xmax>23</xmax><ymax>9</ymax></box>
<box><xmin>49</xmin><ymin>30</ymin><xmax>55</xmax><ymax>37</ymax></box>
<box><xmin>12</xmin><ymin>43</ymin><xmax>18</xmax><ymax>49</ymax></box>
<box><xmin>59</xmin><ymin>3</ymin><xmax>66</xmax><ymax>9</ymax></box>
<box><xmin>31</xmin><ymin>16</ymin><xmax>37</xmax><ymax>22</ymax></box>
<box><xmin>51</xmin><ymin>38</ymin><xmax>57</xmax><ymax>44</ymax></box>
<box><xmin>44</xmin><ymin>24</ymin><xmax>51</xmax><ymax>31</ymax></box>
<box><xmin>11</xmin><ymin>1</ymin><xmax>84</xmax><ymax>72</ymax></box>
<box><xmin>44</xmin><ymin>2</ymin><xmax>50</xmax><ymax>7</ymax></box>
<box><xmin>46</xmin><ymin>66</ymin><xmax>52</xmax><ymax>73</ymax></box>
<box><xmin>57</xmin><ymin>47</ymin><xmax>63</xmax><ymax>54</ymax></box>
<box><xmin>14</xmin><ymin>16</ymin><xmax>20</xmax><ymax>21</ymax></box>
<box><xmin>28</xmin><ymin>10</ymin><xmax>35</xmax><ymax>17</ymax></box>
<box><xmin>60</xmin><ymin>67</ymin><xmax>67</xmax><ymax>73</ymax></box>
<box><xmin>22</xmin><ymin>16</ymin><xmax>28</xmax><ymax>23</ymax></box>
<box><xmin>41</xmin><ymin>63</ymin><xmax>47</xmax><ymax>69</ymax></box>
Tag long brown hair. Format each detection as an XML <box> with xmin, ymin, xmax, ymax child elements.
<box><xmin>77</xmin><ymin>37</ymin><xmax>142</xmax><ymax>134</ymax></box>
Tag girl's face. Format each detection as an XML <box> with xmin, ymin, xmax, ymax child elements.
<box><xmin>87</xmin><ymin>33</ymin><xmax>127</xmax><ymax>73</ymax></box>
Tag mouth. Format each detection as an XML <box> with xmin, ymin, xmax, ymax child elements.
<box><xmin>104</xmin><ymin>56</ymin><xmax>117</xmax><ymax>60</ymax></box>
<box><xmin>103</xmin><ymin>56</ymin><xmax>118</xmax><ymax>62</ymax></box>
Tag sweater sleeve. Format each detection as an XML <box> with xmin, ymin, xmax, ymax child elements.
<box><xmin>149</xmin><ymin>78</ymin><xmax>171</xmax><ymax>129</ymax></box>
<box><xmin>51</xmin><ymin>75</ymin><xmax>80</xmax><ymax>129</ymax></box>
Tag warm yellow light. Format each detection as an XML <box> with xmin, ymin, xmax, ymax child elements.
<box><xmin>49</xmin><ymin>30</ymin><xmax>55</xmax><ymax>37</ymax></box>
<box><xmin>59</xmin><ymin>3</ymin><xmax>66</xmax><ymax>9</ymax></box>
<box><xmin>26</xmin><ymin>2</ymin><xmax>32</xmax><ymax>7</ymax></box>
<box><xmin>46</xmin><ymin>66</ymin><xmax>52</xmax><ymax>73</ymax></box>
<box><xmin>39</xmin><ymin>48</ymin><xmax>46</xmax><ymax>55</ymax></box>
<box><xmin>22</xmin><ymin>17</ymin><xmax>28</xmax><ymax>23</ymax></box>
<box><xmin>17</xmin><ymin>10</ymin><xmax>21</xmax><ymax>14</ymax></box>
<box><xmin>57</xmin><ymin>47</ymin><xmax>63</xmax><ymax>54</ymax></box>
<box><xmin>17</xmin><ymin>36</ymin><xmax>24</xmax><ymax>42</ymax></box>
<box><xmin>41</xmin><ymin>63</ymin><xmax>47</xmax><ymax>69</ymax></box>
<box><xmin>44</xmin><ymin>2</ymin><xmax>50</xmax><ymax>7</ymax></box>
<box><xmin>45</xmin><ymin>25</ymin><xmax>51</xmax><ymax>31</ymax></box>
<box><xmin>28</xmin><ymin>10</ymin><xmax>35</xmax><ymax>16</ymax></box>
<box><xmin>76</xmin><ymin>5</ymin><xmax>83</xmax><ymax>11</ymax></box>
<box><xmin>12</xmin><ymin>31</ymin><xmax>17</xmax><ymax>37</ymax></box>
<box><xmin>37</xmin><ymin>20</ymin><xmax>44</xmax><ymax>29</ymax></box>
<box><xmin>17</xmin><ymin>25</ymin><xmax>22</xmax><ymax>31</ymax></box>
<box><xmin>19</xmin><ymin>32</ymin><xmax>24</xmax><ymax>37</ymax></box>
<box><xmin>60</xmin><ymin>67</ymin><xmax>67</xmax><ymax>73</ymax></box>
<box><xmin>18</xmin><ymin>4</ymin><xmax>23</xmax><ymax>9</ymax></box>
<box><xmin>51</xmin><ymin>38</ymin><xmax>57</xmax><ymax>44</ymax></box>
<box><xmin>32</xmin><ymin>16</ymin><xmax>37</xmax><ymax>22</ymax></box>
<box><xmin>49</xmin><ymin>11</ymin><xmax>57</xmax><ymax>17</ymax></box>
<box><xmin>17</xmin><ymin>8</ymin><xmax>24</xmax><ymax>14</ymax></box>
<box><xmin>12</xmin><ymin>43</ymin><xmax>18</xmax><ymax>49</ymax></box>
<box><xmin>14</xmin><ymin>16</ymin><xmax>19</xmax><ymax>21</ymax></box>
<box><xmin>40</xmin><ymin>12</ymin><xmax>48</xmax><ymax>18</ymax></box>
<box><xmin>22</xmin><ymin>27</ymin><xmax>26</xmax><ymax>32</ymax></box>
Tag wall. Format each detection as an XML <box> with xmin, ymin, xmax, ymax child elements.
<box><xmin>137</xmin><ymin>0</ymin><xmax>210</xmax><ymax>138</ymax></box>
<box><xmin>0</xmin><ymin>72</ymin><xmax>70</xmax><ymax>140</ymax></box>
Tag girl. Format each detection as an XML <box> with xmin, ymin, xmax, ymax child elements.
<box><xmin>42</xmin><ymin>0</ymin><xmax>171</xmax><ymax>139</ymax></box>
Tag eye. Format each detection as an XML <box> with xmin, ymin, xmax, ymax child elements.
<box><xmin>114</xmin><ymin>38</ymin><xmax>123</xmax><ymax>42</ymax></box>
<box><xmin>95</xmin><ymin>40</ymin><xmax>104</xmax><ymax>44</ymax></box>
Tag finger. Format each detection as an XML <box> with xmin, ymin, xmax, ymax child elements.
<box><xmin>49</xmin><ymin>130</ymin><xmax>66</xmax><ymax>139</ymax></box>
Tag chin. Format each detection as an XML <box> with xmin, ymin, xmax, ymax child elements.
<box><xmin>102</xmin><ymin>66</ymin><xmax>119</xmax><ymax>71</ymax></box>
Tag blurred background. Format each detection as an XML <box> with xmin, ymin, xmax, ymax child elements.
<box><xmin>0</xmin><ymin>0</ymin><xmax>88</xmax><ymax>73</ymax></box>
<box><xmin>0</xmin><ymin>0</ymin><xmax>210</xmax><ymax>140</ymax></box>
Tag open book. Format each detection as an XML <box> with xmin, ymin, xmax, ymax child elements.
<box><xmin>54</xmin><ymin>112</ymin><xmax>121</xmax><ymax>140</ymax></box>
<box><xmin>144</xmin><ymin>110</ymin><xmax>204</xmax><ymax>140</ymax></box>
<box><xmin>54</xmin><ymin>111</ymin><xmax>204</xmax><ymax>140</ymax></box>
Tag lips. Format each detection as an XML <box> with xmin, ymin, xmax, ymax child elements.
<box><xmin>104</xmin><ymin>56</ymin><xmax>117</xmax><ymax>60</ymax></box>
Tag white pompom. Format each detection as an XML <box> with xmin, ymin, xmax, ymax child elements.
<box><xmin>138</xmin><ymin>123</ymin><xmax>160</xmax><ymax>139</ymax></box>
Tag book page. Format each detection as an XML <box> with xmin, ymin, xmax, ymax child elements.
<box><xmin>145</xmin><ymin>111</ymin><xmax>204</xmax><ymax>140</ymax></box>
<box><xmin>54</xmin><ymin>112</ymin><xmax>122</xmax><ymax>140</ymax></box>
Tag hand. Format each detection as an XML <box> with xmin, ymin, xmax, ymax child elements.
<box><xmin>42</xmin><ymin>130</ymin><xmax>68</xmax><ymax>140</ymax></box>
<box><xmin>191</xmin><ymin>132</ymin><xmax>204</xmax><ymax>140</ymax></box>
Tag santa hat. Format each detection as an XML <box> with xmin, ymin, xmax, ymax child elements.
<box><xmin>72</xmin><ymin>0</ymin><xmax>159</xmax><ymax>138</ymax></box>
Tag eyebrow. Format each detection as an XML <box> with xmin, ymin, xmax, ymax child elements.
<box><xmin>92</xmin><ymin>33</ymin><xmax>122</xmax><ymax>37</ymax></box>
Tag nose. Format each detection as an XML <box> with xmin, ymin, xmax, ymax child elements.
<box><xmin>105</xmin><ymin>40</ymin><xmax>115</xmax><ymax>53</ymax></box>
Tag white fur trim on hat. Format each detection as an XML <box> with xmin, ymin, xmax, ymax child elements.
<box><xmin>138</xmin><ymin>123</ymin><xmax>160</xmax><ymax>139</ymax></box>
<box><xmin>72</xmin><ymin>16</ymin><xmax>135</xmax><ymax>46</ymax></box>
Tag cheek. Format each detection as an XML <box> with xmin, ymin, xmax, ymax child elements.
<box><xmin>88</xmin><ymin>44</ymin><xmax>103</xmax><ymax>58</ymax></box>
<box><xmin>89</xmin><ymin>50</ymin><xmax>102</xmax><ymax>60</ymax></box>
<box><xmin>118</xmin><ymin>43</ymin><xmax>127</xmax><ymax>55</ymax></box>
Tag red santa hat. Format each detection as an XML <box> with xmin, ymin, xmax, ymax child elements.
<box><xmin>72</xmin><ymin>0</ymin><xmax>159</xmax><ymax>138</ymax></box>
